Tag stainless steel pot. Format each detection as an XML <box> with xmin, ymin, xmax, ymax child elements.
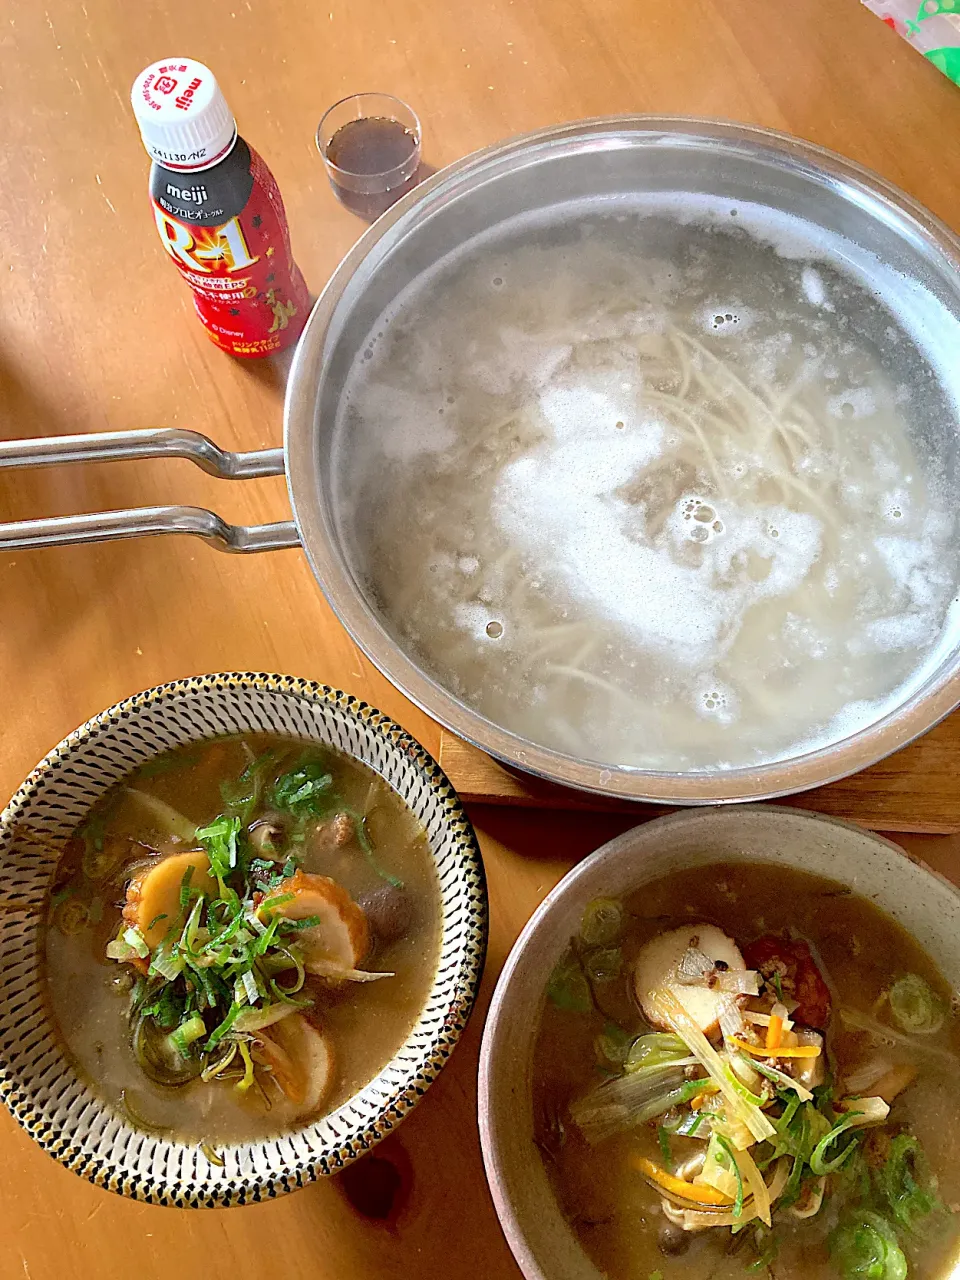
<box><xmin>5</xmin><ymin>117</ymin><xmax>960</xmax><ymax>806</ymax></box>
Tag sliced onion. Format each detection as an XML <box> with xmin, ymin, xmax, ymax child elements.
<box><xmin>654</xmin><ymin>991</ymin><xmax>776</xmax><ymax>1146</ymax></box>
<box><xmin>667</xmin><ymin>1158</ymin><xmax>790</xmax><ymax>1231</ymax></box>
<box><xmin>843</xmin><ymin>1055</ymin><xmax>894</xmax><ymax>1095</ymax></box>
<box><xmin>787</xmin><ymin>1175</ymin><xmax>826</xmax><ymax>1220</ymax></box>
<box><xmin>309</xmin><ymin>964</ymin><xmax>395</xmax><ymax>983</ymax></box>
<box><xmin>743</xmin><ymin>1010</ymin><xmax>795</xmax><ymax>1033</ymax></box>
<box><xmin>717</xmin><ymin>970</ymin><xmax>760</xmax><ymax>996</ymax></box>
<box><xmin>840</xmin><ymin>1008</ymin><xmax>957</xmax><ymax>1063</ymax></box>
<box><xmin>718</xmin><ymin>995</ymin><xmax>746</xmax><ymax>1042</ymax></box>
<box><xmin>677</xmin><ymin>947</ymin><xmax>715</xmax><ymax>984</ymax></box>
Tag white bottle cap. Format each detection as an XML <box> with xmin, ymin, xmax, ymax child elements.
<box><xmin>131</xmin><ymin>58</ymin><xmax>237</xmax><ymax>172</ymax></box>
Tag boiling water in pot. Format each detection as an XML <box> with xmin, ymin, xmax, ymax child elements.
<box><xmin>335</xmin><ymin>199</ymin><xmax>960</xmax><ymax>770</ymax></box>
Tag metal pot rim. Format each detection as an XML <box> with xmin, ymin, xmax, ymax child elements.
<box><xmin>286</xmin><ymin>115</ymin><xmax>960</xmax><ymax>805</ymax></box>
<box><xmin>288</xmin><ymin>115</ymin><xmax>960</xmax><ymax>803</ymax></box>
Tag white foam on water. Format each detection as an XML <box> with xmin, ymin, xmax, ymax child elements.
<box><xmin>335</xmin><ymin>189</ymin><xmax>960</xmax><ymax>771</ymax></box>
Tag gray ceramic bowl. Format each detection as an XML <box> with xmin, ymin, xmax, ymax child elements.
<box><xmin>478</xmin><ymin>805</ymin><xmax>960</xmax><ymax>1280</ymax></box>
<box><xmin>0</xmin><ymin>673</ymin><xmax>487</xmax><ymax>1206</ymax></box>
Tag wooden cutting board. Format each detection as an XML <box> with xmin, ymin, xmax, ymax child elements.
<box><xmin>438</xmin><ymin>714</ymin><xmax>960</xmax><ymax>833</ymax></box>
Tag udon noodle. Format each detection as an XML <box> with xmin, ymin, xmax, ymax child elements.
<box><xmin>335</xmin><ymin>203</ymin><xmax>960</xmax><ymax>770</ymax></box>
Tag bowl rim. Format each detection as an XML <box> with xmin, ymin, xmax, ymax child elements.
<box><xmin>0</xmin><ymin>671</ymin><xmax>488</xmax><ymax>1206</ymax></box>
<box><xmin>477</xmin><ymin>803</ymin><xmax>960</xmax><ymax>1280</ymax></box>
<box><xmin>286</xmin><ymin>113</ymin><xmax>960</xmax><ymax>806</ymax></box>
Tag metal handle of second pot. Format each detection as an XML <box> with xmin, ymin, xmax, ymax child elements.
<box><xmin>0</xmin><ymin>428</ymin><xmax>301</xmax><ymax>553</ymax></box>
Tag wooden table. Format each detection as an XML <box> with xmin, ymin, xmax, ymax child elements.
<box><xmin>2</xmin><ymin>1</ymin><xmax>959</xmax><ymax>1276</ymax></box>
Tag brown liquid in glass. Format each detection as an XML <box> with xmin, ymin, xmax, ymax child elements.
<box><xmin>326</xmin><ymin>116</ymin><xmax>420</xmax><ymax>220</ymax></box>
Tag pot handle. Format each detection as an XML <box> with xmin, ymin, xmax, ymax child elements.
<box><xmin>0</xmin><ymin>428</ymin><xmax>301</xmax><ymax>553</ymax></box>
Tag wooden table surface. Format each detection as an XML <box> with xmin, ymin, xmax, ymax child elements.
<box><xmin>2</xmin><ymin>1</ymin><xmax>960</xmax><ymax>1276</ymax></box>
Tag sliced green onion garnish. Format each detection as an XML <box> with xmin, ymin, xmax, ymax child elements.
<box><xmin>204</xmin><ymin>1002</ymin><xmax>242</xmax><ymax>1053</ymax></box>
<box><xmin>810</xmin><ymin>1113</ymin><xmax>863</xmax><ymax>1176</ymax></box>
<box><xmin>122</xmin><ymin>926</ymin><xmax>150</xmax><ymax>959</ymax></box>
<box><xmin>889</xmin><ymin>974</ymin><xmax>945</xmax><ymax>1037</ymax></box>
<box><xmin>166</xmin><ymin>1013</ymin><xmax>207</xmax><ymax>1059</ymax></box>
<box><xmin>715</xmin><ymin>1133</ymin><xmax>744</xmax><ymax>1218</ymax></box>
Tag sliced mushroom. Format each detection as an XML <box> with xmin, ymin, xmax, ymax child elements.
<box><xmin>359</xmin><ymin>883</ymin><xmax>414</xmax><ymax>944</ymax></box>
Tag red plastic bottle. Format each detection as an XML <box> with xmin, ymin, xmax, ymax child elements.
<box><xmin>131</xmin><ymin>58</ymin><xmax>310</xmax><ymax>358</ymax></box>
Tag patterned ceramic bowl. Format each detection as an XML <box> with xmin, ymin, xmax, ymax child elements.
<box><xmin>0</xmin><ymin>673</ymin><xmax>487</xmax><ymax>1206</ymax></box>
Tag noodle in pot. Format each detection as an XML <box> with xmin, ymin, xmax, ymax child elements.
<box><xmin>336</xmin><ymin>203</ymin><xmax>960</xmax><ymax>771</ymax></box>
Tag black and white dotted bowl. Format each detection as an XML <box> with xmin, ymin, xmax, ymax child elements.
<box><xmin>0</xmin><ymin>673</ymin><xmax>487</xmax><ymax>1206</ymax></box>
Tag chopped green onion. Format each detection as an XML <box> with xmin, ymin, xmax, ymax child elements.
<box><xmin>657</xmin><ymin>1125</ymin><xmax>672</xmax><ymax>1170</ymax></box>
<box><xmin>740</xmin><ymin>1053</ymin><xmax>814</xmax><ymax>1102</ymax></box>
<box><xmin>724</xmin><ymin>1064</ymin><xmax>766</xmax><ymax>1107</ymax></box>
<box><xmin>149</xmin><ymin>942</ymin><xmax>184</xmax><ymax>982</ymax></box>
<box><xmin>200</xmin><ymin>1043</ymin><xmax>238</xmax><ymax>1082</ymax></box>
<box><xmin>276</xmin><ymin>914</ymin><xmax>321</xmax><ymax>934</ymax></box>
<box><xmin>344</xmin><ymin>808</ymin><xmax>404</xmax><ymax>889</ymax></box>
<box><xmin>122</xmin><ymin>926</ymin><xmax>150</xmax><ymax>959</ymax></box>
<box><xmin>829</xmin><ymin>1210</ymin><xmax>907</xmax><ymax>1280</ymax></box>
<box><xmin>624</xmin><ymin>1033</ymin><xmax>690</xmax><ymax>1075</ymax></box>
<box><xmin>234</xmin><ymin>1001</ymin><xmax>301</xmax><ymax>1033</ymax></box>
<box><xmin>579</xmin><ymin>898</ymin><xmax>623</xmax><ymax>947</ymax></box>
<box><xmin>270</xmin><ymin>760</ymin><xmax>334</xmax><ymax>818</ymax></box>
<box><xmin>715</xmin><ymin>1133</ymin><xmax>744</xmax><ymax>1218</ymax></box>
<box><xmin>547</xmin><ymin>947</ymin><xmax>593</xmax><ymax>1013</ymax></box>
<box><xmin>595</xmin><ymin>1023</ymin><xmax>635</xmax><ymax>1068</ymax></box>
<box><xmin>259</xmin><ymin>892</ymin><xmax>295</xmax><ymax>914</ymax></box>
<box><xmin>240</xmin><ymin>969</ymin><xmax>259</xmax><ymax>1006</ymax></box>
<box><xmin>196</xmin><ymin>814</ymin><xmax>242</xmax><ymax>882</ymax></box>
<box><xmin>106</xmin><ymin>935</ymin><xmax>137</xmax><ymax>962</ymax></box>
<box><xmin>178</xmin><ymin>865</ymin><xmax>196</xmax><ymax>908</ymax></box>
<box><xmin>810</xmin><ymin>1113</ymin><xmax>863</xmax><ymax>1176</ymax></box>
<box><xmin>876</xmin><ymin>1134</ymin><xmax>944</xmax><ymax>1235</ymax></box>
<box><xmin>889</xmin><ymin>974</ymin><xmax>945</xmax><ymax>1037</ymax></box>
<box><xmin>204</xmin><ymin>1002</ymin><xmax>242</xmax><ymax>1053</ymax></box>
<box><xmin>166</xmin><ymin>1013</ymin><xmax>207</xmax><ymax>1059</ymax></box>
<box><xmin>584</xmin><ymin>946</ymin><xmax>622</xmax><ymax>984</ymax></box>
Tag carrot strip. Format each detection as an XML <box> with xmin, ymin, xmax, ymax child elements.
<box><xmin>730</xmin><ymin>1036</ymin><xmax>820</xmax><ymax>1060</ymax></box>
<box><xmin>633</xmin><ymin>1157</ymin><xmax>734</xmax><ymax>1206</ymax></box>
<box><xmin>766</xmin><ymin>1015</ymin><xmax>784</xmax><ymax>1052</ymax></box>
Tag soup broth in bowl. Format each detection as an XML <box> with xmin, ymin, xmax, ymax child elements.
<box><xmin>48</xmin><ymin>734</ymin><xmax>441</xmax><ymax>1145</ymax></box>
<box><xmin>0</xmin><ymin>675</ymin><xmax>486</xmax><ymax>1205</ymax></box>
<box><xmin>479</xmin><ymin>807</ymin><xmax>960</xmax><ymax>1280</ymax></box>
<box><xmin>535</xmin><ymin>863</ymin><xmax>960</xmax><ymax>1280</ymax></box>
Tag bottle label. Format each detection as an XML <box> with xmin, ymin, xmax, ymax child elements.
<box><xmin>150</xmin><ymin>140</ymin><xmax>309</xmax><ymax>357</ymax></box>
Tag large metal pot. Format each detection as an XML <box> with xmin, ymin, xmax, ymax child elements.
<box><xmin>4</xmin><ymin>117</ymin><xmax>960</xmax><ymax>805</ymax></box>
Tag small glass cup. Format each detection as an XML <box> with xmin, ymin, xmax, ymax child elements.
<box><xmin>316</xmin><ymin>92</ymin><xmax>423</xmax><ymax>220</ymax></box>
